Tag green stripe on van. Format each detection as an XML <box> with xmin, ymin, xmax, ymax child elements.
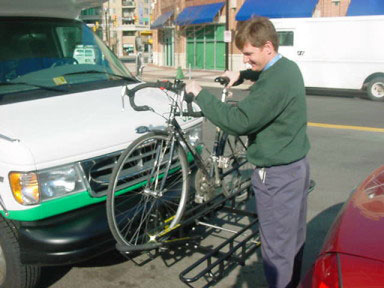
<box><xmin>1</xmin><ymin>190</ymin><xmax>102</xmax><ymax>221</ymax></box>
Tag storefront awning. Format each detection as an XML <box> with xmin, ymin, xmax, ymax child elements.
<box><xmin>140</xmin><ymin>30</ymin><xmax>152</xmax><ymax>35</ymax></box>
<box><xmin>175</xmin><ymin>2</ymin><xmax>225</xmax><ymax>26</ymax></box>
<box><xmin>151</xmin><ymin>10</ymin><xmax>173</xmax><ymax>29</ymax></box>
<box><xmin>236</xmin><ymin>0</ymin><xmax>318</xmax><ymax>21</ymax></box>
<box><xmin>347</xmin><ymin>0</ymin><xmax>384</xmax><ymax>16</ymax></box>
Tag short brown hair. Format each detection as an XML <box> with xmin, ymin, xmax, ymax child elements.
<box><xmin>235</xmin><ymin>17</ymin><xmax>279</xmax><ymax>52</ymax></box>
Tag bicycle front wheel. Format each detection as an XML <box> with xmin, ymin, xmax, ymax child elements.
<box><xmin>106</xmin><ymin>131</ymin><xmax>189</xmax><ymax>250</ymax></box>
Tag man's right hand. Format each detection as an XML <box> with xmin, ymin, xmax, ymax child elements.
<box><xmin>222</xmin><ymin>71</ymin><xmax>240</xmax><ymax>88</ymax></box>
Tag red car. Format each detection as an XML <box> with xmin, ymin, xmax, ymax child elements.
<box><xmin>300</xmin><ymin>165</ymin><xmax>384</xmax><ymax>288</ymax></box>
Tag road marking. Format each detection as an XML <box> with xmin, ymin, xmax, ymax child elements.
<box><xmin>308</xmin><ymin>122</ymin><xmax>384</xmax><ymax>133</ymax></box>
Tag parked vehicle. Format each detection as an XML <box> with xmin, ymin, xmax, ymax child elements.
<box><xmin>300</xmin><ymin>165</ymin><xmax>384</xmax><ymax>287</ymax></box>
<box><xmin>0</xmin><ymin>1</ymin><xmax>203</xmax><ymax>287</ymax></box>
<box><xmin>273</xmin><ymin>16</ymin><xmax>384</xmax><ymax>101</ymax></box>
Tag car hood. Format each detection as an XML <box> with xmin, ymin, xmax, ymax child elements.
<box><xmin>0</xmin><ymin>84</ymin><xmax>201</xmax><ymax>170</ymax></box>
<box><xmin>321</xmin><ymin>165</ymin><xmax>384</xmax><ymax>262</ymax></box>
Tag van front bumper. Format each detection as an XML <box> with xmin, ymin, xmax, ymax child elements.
<box><xmin>18</xmin><ymin>201</ymin><xmax>115</xmax><ymax>266</ymax></box>
<box><xmin>17</xmin><ymin>167</ymin><xmax>197</xmax><ymax>266</ymax></box>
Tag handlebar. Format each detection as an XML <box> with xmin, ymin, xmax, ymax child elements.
<box><xmin>214</xmin><ymin>76</ymin><xmax>230</xmax><ymax>86</ymax></box>
<box><xmin>122</xmin><ymin>80</ymin><xmax>203</xmax><ymax>117</ymax></box>
<box><xmin>215</xmin><ymin>75</ymin><xmax>243</xmax><ymax>87</ymax></box>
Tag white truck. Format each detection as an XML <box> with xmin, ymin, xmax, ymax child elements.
<box><xmin>273</xmin><ymin>15</ymin><xmax>384</xmax><ymax>101</ymax></box>
<box><xmin>0</xmin><ymin>1</ymin><xmax>202</xmax><ymax>287</ymax></box>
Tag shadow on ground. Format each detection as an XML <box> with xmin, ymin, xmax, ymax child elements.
<box><xmin>231</xmin><ymin>202</ymin><xmax>344</xmax><ymax>288</ymax></box>
<box><xmin>38</xmin><ymin>250</ymin><xmax>127</xmax><ymax>288</ymax></box>
<box><xmin>36</xmin><ymin>200</ymin><xmax>344</xmax><ymax>288</ymax></box>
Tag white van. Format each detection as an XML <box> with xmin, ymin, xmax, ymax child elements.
<box><xmin>73</xmin><ymin>44</ymin><xmax>102</xmax><ymax>64</ymax></box>
<box><xmin>273</xmin><ymin>16</ymin><xmax>384</xmax><ymax>101</ymax></box>
<box><xmin>0</xmin><ymin>1</ymin><xmax>202</xmax><ymax>287</ymax></box>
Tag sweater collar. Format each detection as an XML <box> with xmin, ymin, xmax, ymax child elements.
<box><xmin>263</xmin><ymin>53</ymin><xmax>282</xmax><ymax>71</ymax></box>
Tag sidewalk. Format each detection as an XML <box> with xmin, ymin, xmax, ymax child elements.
<box><xmin>124</xmin><ymin>62</ymin><xmax>251</xmax><ymax>89</ymax></box>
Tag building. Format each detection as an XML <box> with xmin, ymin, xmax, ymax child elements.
<box><xmin>150</xmin><ymin>0</ymin><xmax>354</xmax><ymax>71</ymax></box>
<box><xmin>81</xmin><ymin>0</ymin><xmax>153</xmax><ymax>57</ymax></box>
<box><xmin>151</xmin><ymin>0</ymin><xmax>230</xmax><ymax>69</ymax></box>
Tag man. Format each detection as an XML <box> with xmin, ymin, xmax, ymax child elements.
<box><xmin>185</xmin><ymin>17</ymin><xmax>310</xmax><ymax>288</ymax></box>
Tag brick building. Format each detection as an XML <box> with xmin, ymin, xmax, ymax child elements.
<box><xmin>81</xmin><ymin>0</ymin><xmax>153</xmax><ymax>57</ymax></box>
<box><xmin>151</xmin><ymin>0</ymin><xmax>353</xmax><ymax>71</ymax></box>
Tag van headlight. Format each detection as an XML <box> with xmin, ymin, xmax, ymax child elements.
<box><xmin>9</xmin><ymin>164</ymin><xmax>87</xmax><ymax>205</ymax></box>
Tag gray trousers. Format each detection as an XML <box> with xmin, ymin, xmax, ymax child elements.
<box><xmin>251</xmin><ymin>157</ymin><xmax>310</xmax><ymax>288</ymax></box>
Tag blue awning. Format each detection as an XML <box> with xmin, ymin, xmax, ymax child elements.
<box><xmin>347</xmin><ymin>0</ymin><xmax>384</xmax><ymax>16</ymax></box>
<box><xmin>175</xmin><ymin>2</ymin><xmax>225</xmax><ymax>26</ymax></box>
<box><xmin>236</xmin><ymin>0</ymin><xmax>318</xmax><ymax>21</ymax></box>
<box><xmin>151</xmin><ymin>10</ymin><xmax>174</xmax><ymax>29</ymax></box>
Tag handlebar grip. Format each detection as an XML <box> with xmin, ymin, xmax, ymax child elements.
<box><xmin>126</xmin><ymin>82</ymin><xmax>167</xmax><ymax>112</ymax></box>
<box><xmin>128</xmin><ymin>95</ymin><xmax>152</xmax><ymax>111</ymax></box>
<box><xmin>184</xmin><ymin>92</ymin><xmax>195</xmax><ymax>103</ymax></box>
<box><xmin>174</xmin><ymin>101</ymin><xmax>204</xmax><ymax>118</ymax></box>
<box><xmin>187</xmin><ymin>102</ymin><xmax>204</xmax><ymax>117</ymax></box>
<box><xmin>214</xmin><ymin>76</ymin><xmax>230</xmax><ymax>86</ymax></box>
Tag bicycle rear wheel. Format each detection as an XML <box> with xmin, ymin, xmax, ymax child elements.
<box><xmin>220</xmin><ymin>135</ymin><xmax>253</xmax><ymax>202</ymax></box>
<box><xmin>106</xmin><ymin>131</ymin><xmax>189</xmax><ymax>251</ymax></box>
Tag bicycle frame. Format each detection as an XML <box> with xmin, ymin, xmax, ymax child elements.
<box><xmin>163</xmin><ymin>86</ymin><xmax>248</xmax><ymax>191</ymax></box>
<box><xmin>123</xmin><ymin>79</ymin><xmax>249</xmax><ymax>197</ymax></box>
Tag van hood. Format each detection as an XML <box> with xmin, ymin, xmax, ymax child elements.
<box><xmin>0</xmin><ymin>84</ymin><xmax>199</xmax><ymax>170</ymax></box>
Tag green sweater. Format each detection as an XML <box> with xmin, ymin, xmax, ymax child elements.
<box><xmin>195</xmin><ymin>57</ymin><xmax>310</xmax><ymax>167</ymax></box>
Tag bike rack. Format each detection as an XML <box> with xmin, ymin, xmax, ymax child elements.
<box><xmin>116</xmin><ymin>184</ymin><xmax>260</xmax><ymax>288</ymax></box>
<box><xmin>177</xmin><ymin>186</ymin><xmax>260</xmax><ymax>287</ymax></box>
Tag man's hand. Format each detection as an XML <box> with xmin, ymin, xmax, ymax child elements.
<box><xmin>222</xmin><ymin>71</ymin><xmax>240</xmax><ymax>88</ymax></box>
<box><xmin>185</xmin><ymin>80</ymin><xmax>202</xmax><ymax>97</ymax></box>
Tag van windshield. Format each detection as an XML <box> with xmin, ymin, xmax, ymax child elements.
<box><xmin>0</xmin><ymin>17</ymin><xmax>135</xmax><ymax>99</ymax></box>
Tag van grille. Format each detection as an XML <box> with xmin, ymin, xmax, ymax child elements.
<box><xmin>81</xmin><ymin>139</ymin><xmax>181</xmax><ymax>197</ymax></box>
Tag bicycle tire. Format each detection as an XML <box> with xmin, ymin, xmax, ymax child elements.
<box><xmin>106</xmin><ymin>131</ymin><xmax>189</xmax><ymax>250</ymax></box>
<box><xmin>220</xmin><ymin>134</ymin><xmax>253</xmax><ymax>202</ymax></box>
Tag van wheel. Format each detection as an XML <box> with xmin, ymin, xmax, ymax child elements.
<box><xmin>0</xmin><ymin>217</ymin><xmax>41</xmax><ymax>288</ymax></box>
<box><xmin>366</xmin><ymin>77</ymin><xmax>384</xmax><ymax>101</ymax></box>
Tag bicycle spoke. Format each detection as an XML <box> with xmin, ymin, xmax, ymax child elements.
<box><xmin>106</xmin><ymin>132</ymin><xmax>189</xmax><ymax>249</ymax></box>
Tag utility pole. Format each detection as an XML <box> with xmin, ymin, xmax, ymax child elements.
<box><xmin>225</xmin><ymin>0</ymin><xmax>229</xmax><ymax>71</ymax></box>
<box><xmin>107</xmin><ymin>0</ymin><xmax>111</xmax><ymax>47</ymax></box>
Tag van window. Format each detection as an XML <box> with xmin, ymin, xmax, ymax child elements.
<box><xmin>0</xmin><ymin>17</ymin><xmax>135</xmax><ymax>101</ymax></box>
<box><xmin>277</xmin><ymin>31</ymin><xmax>294</xmax><ymax>46</ymax></box>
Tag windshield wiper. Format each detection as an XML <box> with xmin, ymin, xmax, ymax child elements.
<box><xmin>0</xmin><ymin>81</ymin><xmax>67</xmax><ymax>92</ymax></box>
<box><xmin>62</xmin><ymin>70</ymin><xmax>137</xmax><ymax>82</ymax></box>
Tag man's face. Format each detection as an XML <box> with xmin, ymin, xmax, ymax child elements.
<box><xmin>241</xmin><ymin>42</ymin><xmax>275</xmax><ymax>71</ymax></box>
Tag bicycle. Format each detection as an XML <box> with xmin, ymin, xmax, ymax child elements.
<box><xmin>106</xmin><ymin>77</ymin><xmax>253</xmax><ymax>252</ymax></box>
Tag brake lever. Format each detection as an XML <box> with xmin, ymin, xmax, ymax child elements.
<box><xmin>121</xmin><ymin>86</ymin><xmax>128</xmax><ymax>111</ymax></box>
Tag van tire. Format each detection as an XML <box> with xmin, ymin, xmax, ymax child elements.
<box><xmin>0</xmin><ymin>217</ymin><xmax>41</xmax><ymax>288</ymax></box>
<box><xmin>366</xmin><ymin>77</ymin><xmax>384</xmax><ymax>101</ymax></box>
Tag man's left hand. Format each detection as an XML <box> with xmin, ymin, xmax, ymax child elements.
<box><xmin>185</xmin><ymin>80</ymin><xmax>202</xmax><ymax>97</ymax></box>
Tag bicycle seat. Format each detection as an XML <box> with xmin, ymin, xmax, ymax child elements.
<box><xmin>214</xmin><ymin>76</ymin><xmax>230</xmax><ymax>86</ymax></box>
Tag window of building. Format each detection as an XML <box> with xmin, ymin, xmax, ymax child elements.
<box><xmin>123</xmin><ymin>31</ymin><xmax>136</xmax><ymax>36</ymax></box>
<box><xmin>186</xmin><ymin>24</ymin><xmax>225</xmax><ymax>70</ymax></box>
